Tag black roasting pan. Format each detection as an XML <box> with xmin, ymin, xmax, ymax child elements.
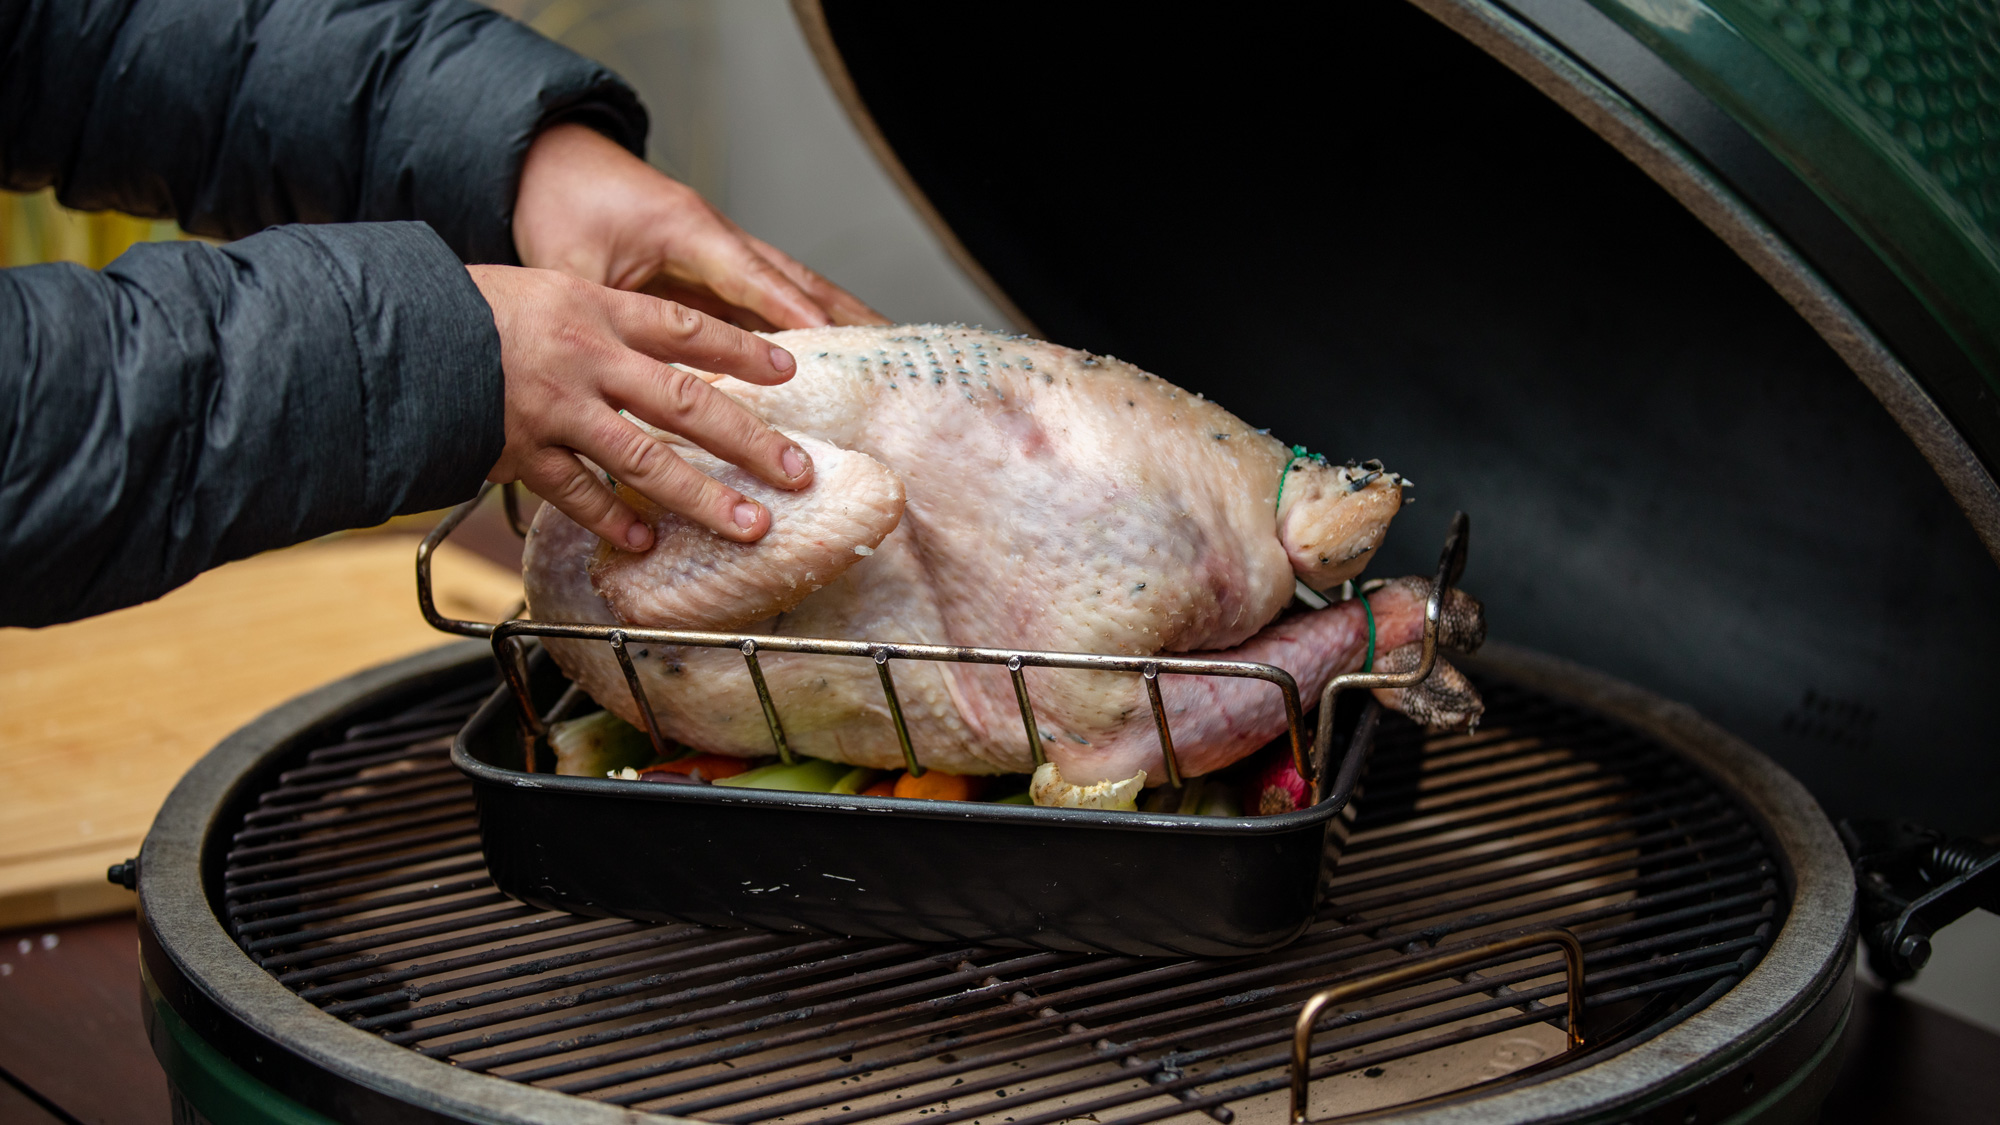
<box><xmin>453</xmin><ymin>670</ymin><xmax>1379</xmax><ymax>958</ymax></box>
<box><xmin>438</xmin><ymin>496</ymin><xmax>1469</xmax><ymax>957</ymax></box>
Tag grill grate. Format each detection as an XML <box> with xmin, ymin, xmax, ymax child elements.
<box><xmin>220</xmin><ymin>672</ymin><xmax>1783</xmax><ymax>1124</ymax></box>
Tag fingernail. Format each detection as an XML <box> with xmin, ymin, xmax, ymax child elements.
<box><xmin>733</xmin><ymin>501</ymin><xmax>761</xmax><ymax>529</ymax></box>
<box><xmin>770</xmin><ymin>347</ymin><xmax>795</xmax><ymax>373</ymax></box>
<box><xmin>624</xmin><ymin>523</ymin><xmax>652</xmax><ymax>551</ymax></box>
<box><xmin>782</xmin><ymin>445</ymin><xmax>808</xmax><ymax>480</ymax></box>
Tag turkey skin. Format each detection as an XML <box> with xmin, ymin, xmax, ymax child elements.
<box><xmin>523</xmin><ymin>324</ymin><xmax>1479</xmax><ymax>788</ymax></box>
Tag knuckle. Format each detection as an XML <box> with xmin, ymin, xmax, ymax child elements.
<box><xmin>621</xmin><ymin>430</ymin><xmax>678</xmax><ymax>483</ymax></box>
<box><xmin>546</xmin><ymin>468</ymin><xmax>608</xmax><ymax>515</ymax></box>
<box><xmin>656</xmin><ymin>300</ymin><xmax>704</xmax><ymax>340</ymax></box>
<box><xmin>743</xmin><ymin>255</ymin><xmax>787</xmax><ymax>282</ymax></box>
<box><xmin>654</xmin><ymin>365</ymin><xmax>710</xmax><ymax>418</ymax></box>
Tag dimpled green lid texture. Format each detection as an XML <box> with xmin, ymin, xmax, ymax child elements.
<box><xmin>1589</xmin><ymin>0</ymin><xmax>2000</xmax><ymax>454</ymax></box>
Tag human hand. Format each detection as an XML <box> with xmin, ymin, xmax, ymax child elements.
<box><xmin>471</xmin><ymin>264</ymin><xmax>812</xmax><ymax>550</ymax></box>
<box><xmin>513</xmin><ymin>122</ymin><xmax>887</xmax><ymax>330</ymax></box>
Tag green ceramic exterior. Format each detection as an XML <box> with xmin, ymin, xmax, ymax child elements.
<box><xmin>1586</xmin><ymin>0</ymin><xmax>2000</xmax><ymax>441</ymax></box>
<box><xmin>145</xmin><ymin>968</ymin><xmax>334</xmax><ymax>1125</ymax></box>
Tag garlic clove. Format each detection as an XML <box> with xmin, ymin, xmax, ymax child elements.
<box><xmin>1029</xmin><ymin>762</ymin><xmax>1147</xmax><ymax>810</ymax></box>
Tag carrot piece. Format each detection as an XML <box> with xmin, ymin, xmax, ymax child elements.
<box><xmin>860</xmin><ymin>778</ymin><xmax>898</xmax><ymax>797</ymax></box>
<box><xmin>893</xmin><ymin>770</ymin><xmax>981</xmax><ymax>801</ymax></box>
<box><xmin>639</xmin><ymin>754</ymin><xmax>753</xmax><ymax>781</ymax></box>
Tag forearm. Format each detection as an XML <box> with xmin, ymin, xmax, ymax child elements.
<box><xmin>0</xmin><ymin>222</ymin><xmax>502</xmax><ymax>627</ymax></box>
<box><xmin>0</xmin><ymin>0</ymin><xmax>646</xmax><ymax>262</ymax></box>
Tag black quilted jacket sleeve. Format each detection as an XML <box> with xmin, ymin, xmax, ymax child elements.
<box><xmin>0</xmin><ymin>0</ymin><xmax>649</xmax><ymax>627</ymax></box>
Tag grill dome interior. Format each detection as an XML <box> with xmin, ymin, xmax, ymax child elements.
<box><xmin>809</xmin><ymin>0</ymin><xmax>2000</xmax><ymax>838</ymax></box>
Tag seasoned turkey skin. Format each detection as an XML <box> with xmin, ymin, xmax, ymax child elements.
<box><xmin>524</xmin><ymin>324</ymin><xmax>1452</xmax><ymax>784</ymax></box>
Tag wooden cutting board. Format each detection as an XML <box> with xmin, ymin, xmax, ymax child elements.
<box><xmin>0</xmin><ymin>534</ymin><xmax>521</xmax><ymax>929</ymax></box>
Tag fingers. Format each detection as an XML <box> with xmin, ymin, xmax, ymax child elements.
<box><xmin>637</xmin><ymin>276</ymin><xmax>781</xmax><ymax>332</ymax></box>
<box><xmin>612</xmin><ymin>292</ymin><xmax>798</xmax><ymax>386</ymax></box>
<box><xmin>581</xmin><ymin>410</ymin><xmax>779</xmax><ymax>542</ymax></box>
<box><xmin>512</xmin><ymin>125</ymin><xmax>884</xmax><ymax>330</ymax></box>
<box><xmin>682</xmin><ymin>224</ymin><xmax>841</xmax><ymax>330</ymax></box>
<box><xmin>742</xmin><ymin>233</ymin><xmax>890</xmax><ymax>326</ymax></box>
<box><xmin>480</xmin><ymin>264</ymin><xmax>820</xmax><ymax>549</ymax></box>
<box><xmin>516</xmin><ymin>447</ymin><xmax>656</xmax><ymax>553</ymax></box>
<box><xmin>608</xmin><ymin>347</ymin><xmax>813</xmax><ymax>494</ymax></box>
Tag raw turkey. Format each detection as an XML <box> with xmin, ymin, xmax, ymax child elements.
<box><xmin>522</xmin><ymin>325</ymin><xmax>1483</xmax><ymax>798</ymax></box>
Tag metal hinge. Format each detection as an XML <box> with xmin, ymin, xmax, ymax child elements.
<box><xmin>1840</xmin><ymin>818</ymin><xmax>2000</xmax><ymax>983</ymax></box>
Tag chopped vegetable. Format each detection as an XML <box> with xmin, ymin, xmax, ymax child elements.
<box><xmin>831</xmin><ymin>766</ymin><xmax>882</xmax><ymax>795</ymax></box>
<box><xmin>714</xmin><ymin>757</ymin><xmax>850</xmax><ymax>792</ymax></box>
<box><xmin>859</xmin><ymin>778</ymin><xmax>898</xmax><ymax>797</ymax></box>
<box><xmin>637</xmin><ymin>769</ymin><xmax>708</xmax><ymax>786</ymax></box>
<box><xmin>1029</xmin><ymin>762</ymin><xmax>1145</xmax><ymax>810</ymax></box>
<box><xmin>549</xmin><ymin>711</ymin><xmax>654</xmax><ymax>778</ymax></box>
<box><xmin>993</xmin><ymin>791</ymin><xmax>1034</xmax><ymax>805</ymax></box>
<box><xmin>642</xmin><ymin>754</ymin><xmax>753</xmax><ymax>782</ymax></box>
<box><xmin>893</xmin><ymin>770</ymin><xmax>982</xmax><ymax>801</ymax></box>
<box><xmin>1246</xmin><ymin>748</ymin><xmax>1310</xmax><ymax>815</ymax></box>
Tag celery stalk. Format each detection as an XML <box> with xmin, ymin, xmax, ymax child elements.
<box><xmin>713</xmin><ymin>757</ymin><xmax>851</xmax><ymax>792</ymax></box>
<box><xmin>830</xmin><ymin>767</ymin><xmax>881</xmax><ymax>795</ymax></box>
<box><xmin>549</xmin><ymin>711</ymin><xmax>654</xmax><ymax>778</ymax></box>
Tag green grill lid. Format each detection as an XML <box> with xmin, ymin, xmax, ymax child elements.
<box><xmin>1517</xmin><ymin>0</ymin><xmax>2000</xmax><ymax>540</ymax></box>
<box><xmin>1663</xmin><ymin>0</ymin><xmax>2000</xmax><ymax>366</ymax></box>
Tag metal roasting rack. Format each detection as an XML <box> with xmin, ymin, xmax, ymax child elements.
<box><xmin>399</xmin><ymin>487</ymin><xmax>1624</xmax><ymax>1119</ymax></box>
<box><xmin>417</xmin><ymin>483</ymin><xmax>1471</xmax><ymax>790</ymax></box>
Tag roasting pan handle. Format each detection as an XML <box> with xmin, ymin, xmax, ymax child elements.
<box><xmin>1288</xmin><ymin>925</ymin><xmax>1586</xmax><ymax>1123</ymax></box>
<box><xmin>417</xmin><ymin>483</ymin><xmax>515</xmax><ymax>639</ymax></box>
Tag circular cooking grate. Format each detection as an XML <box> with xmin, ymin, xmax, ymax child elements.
<box><xmin>210</xmin><ymin>656</ymin><xmax>1790</xmax><ymax>1124</ymax></box>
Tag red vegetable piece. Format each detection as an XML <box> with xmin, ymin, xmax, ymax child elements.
<box><xmin>1246</xmin><ymin>747</ymin><xmax>1309</xmax><ymax>816</ymax></box>
<box><xmin>640</xmin><ymin>754</ymin><xmax>752</xmax><ymax>781</ymax></box>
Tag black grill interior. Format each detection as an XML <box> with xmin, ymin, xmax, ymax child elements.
<box><xmin>819</xmin><ymin>0</ymin><xmax>2000</xmax><ymax>837</ymax></box>
<box><xmin>215</xmin><ymin>667</ymin><xmax>1784</xmax><ymax>1122</ymax></box>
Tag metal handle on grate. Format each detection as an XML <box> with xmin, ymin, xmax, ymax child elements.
<box><xmin>420</xmin><ymin>488</ymin><xmax>1471</xmax><ymax>797</ymax></box>
<box><xmin>1308</xmin><ymin>510</ymin><xmax>1470</xmax><ymax>805</ymax></box>
<box><xmin>1287</xmin><ymin>925</ymin><xmax>1586</xmax><ymax>1124</ymax></box>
